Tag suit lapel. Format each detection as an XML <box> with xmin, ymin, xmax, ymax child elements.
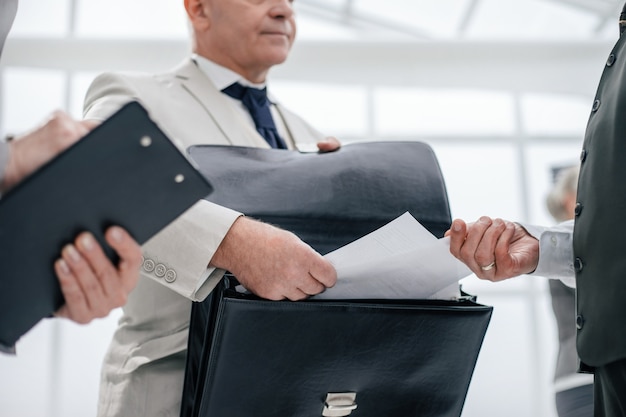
<box><xmin>173</xmin><ymin>59</ymin><xmax>270</xmax><ymax>148</ymax></box>
<box><xmin>275</xmin><ymin>103</ymin><xmax>325</xmax><ymax>150</ymax></box>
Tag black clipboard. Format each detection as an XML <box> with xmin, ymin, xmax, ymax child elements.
<box><xmin>0</xmin><ymin>101</ymin><xmax>213</xmax><ymax>347</ymax></box>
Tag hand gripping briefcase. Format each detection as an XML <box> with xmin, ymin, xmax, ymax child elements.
<box><xmin>180</xmin><ymin>141</ymin><xmax>492</xmax><ymax>417</ymax></box>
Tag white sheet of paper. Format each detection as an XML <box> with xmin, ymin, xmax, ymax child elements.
<box><xmin>315</xmin><ymin>212</ymin><xmax>472</xmax><ymax>300</ymax></box>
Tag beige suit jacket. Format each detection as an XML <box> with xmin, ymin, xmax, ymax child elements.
<box><xmin>83</xmin><ymin>58</ymin><xmax>325</xmax><ymax>417</ymax></box>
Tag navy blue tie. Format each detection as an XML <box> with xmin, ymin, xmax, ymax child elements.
<box><xmin>222</xmin><ymin>83</ymin><xmax>287</xmax><ymax>149</ymax></box>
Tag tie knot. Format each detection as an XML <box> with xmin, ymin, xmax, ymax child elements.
<box><xmin>222</xmin><ymin>83</ymin><xmax>268</xmax><ymax>106</ymax></box>
<box><xmin>222</xmin><ymin>82</ymin><xmax>274</xmax><ymax>129</ymax></box>
<box><xmin>220</xmin><ymin>82</ymin><xmax>287</xmax><ymax>149</ymax></box>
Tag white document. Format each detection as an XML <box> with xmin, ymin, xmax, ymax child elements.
<box><xmin>315</xmin><ymin>212</ymin><xmax>472</xmax><ymax>300</ymax></box>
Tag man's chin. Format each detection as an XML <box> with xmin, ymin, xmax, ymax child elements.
<box><xmin>262</xmin><ymin>50</ymin><xmax>291</xmax><ymax>66</ymax></box>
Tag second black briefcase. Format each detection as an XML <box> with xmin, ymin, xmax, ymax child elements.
<box><xmin>182</xmin><ymin>276</ymin><xmax>491</xmax><ymax>417</ymax></box>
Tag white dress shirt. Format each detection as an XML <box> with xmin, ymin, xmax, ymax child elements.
<box><xmin>521</xmin><ymin>220</ymin><xmax>576</xmax><ymax>288</ymax></box>
<box><xmin>193</xmin><ymin>54</ymin><xmax>291</xmax><ymax>142</ymax></box>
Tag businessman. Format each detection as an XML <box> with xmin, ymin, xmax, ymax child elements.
<box><xmin>83</xmin><ymin>0</ymin><xmax>338</xmax><ymax>415</ymax></box>
<box><xmin>447</xmin><ymin>5</ymin><xmax>626</xmax><ymax>414</ymax></box>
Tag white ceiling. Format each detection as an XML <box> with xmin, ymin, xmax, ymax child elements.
<box><xmin>295</xmin><ymin>0</ymin><xmax>624</xmax><ymax>41</ymax></box>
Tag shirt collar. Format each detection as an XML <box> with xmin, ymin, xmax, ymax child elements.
<box><xmin>192</xmin><ymin>54</ymin><xmax>267</xmax><ymax>91</ymax></box>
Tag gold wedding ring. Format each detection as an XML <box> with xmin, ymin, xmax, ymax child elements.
<box><xmin>480</xmin><ymin>261</ymin><xmax>496</xmax><ymax>271</ymax></box>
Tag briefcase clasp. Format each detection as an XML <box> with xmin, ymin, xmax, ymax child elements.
<box><xmin>322</xmin><ymin>392</ymin><xmax>358</xmax><ymax>417</ymax></box>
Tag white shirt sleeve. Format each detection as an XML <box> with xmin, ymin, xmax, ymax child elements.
<box><xmin>518</xmin><ymin>220</ymin><xmax>576</xmax><ymax>288</ymax></box>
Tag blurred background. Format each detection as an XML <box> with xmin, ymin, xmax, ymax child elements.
<box><xmin>0</xmin><ymin>0</ymin><xmax>621</xmax><ymax>415</ymax></box>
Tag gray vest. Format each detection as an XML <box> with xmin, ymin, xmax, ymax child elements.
<box><xmin>573</xmin><ymin>14</ymin><xmax>626</xmax><ymax>367</ymax></box>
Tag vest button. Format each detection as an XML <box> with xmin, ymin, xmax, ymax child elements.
<box><xmin>592</xmin><ymin>99</ymin><xmax>601</xmax><ymax>112</ymax></box>
<box><xmin>574</xmin><ymin>203</ymin><xmax>583</xmax><ymax>216</ymax></box>
<box><xmin>607</xmin><ymin>53</ymin><xmax>616</xmax><ymax>67</ymax></box>
<box><xmin>574</xmin><ymin>257</ymin><xmax>584</xmax><ymax>272</ymax></box>
<box><xmin>576</xmin><ymin>314</ymin><xmax>584</xmax><ymax>330</ymax></box>
<box><xmin>580</xmin><ymin>149</ymin><xmax>587</xmax><ymax>162</ymax></box>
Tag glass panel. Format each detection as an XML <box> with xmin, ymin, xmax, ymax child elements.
<box><xmin>598</xmin><ymin>17</ymin><xmax>620</xmax><ymax>41</ymax></box>
<box><xmin>374</xmin><ymin>88</ymin><xmax>515</xmax><ymax>136</ymax></box>
<box><xmin>56</xmin><ymin>311</ymin><xmax>122</xmax><ymax>416</ymax></box>
<box><xmin>466</xmin><ymin>0</ymin><xmax>599</xmax><ymax>40</ymax></box>
<box><xmin>0</xmin><ymin>322</ymin><xmax>55</xmax><ymax>416</ymax></box>
<box><xmin>430</xmin><ymin>142</ymin><xmax>522</xmax><ymax>221</ymax></box>
<box><xmin>271</xmin><ymin>81</ymin><xmax>368</xmax><ymax>139</ymax></box>
<box><xmin>353</xmin><ymin>0</ymin><xmax>470</xmax><ymax>39</ymax></box>
<box><xmin>295</xmin><ymin>14</ymin><xmax>362</xmax><ymax>41</ymax></box>
<box><xmin>75</xmin><ymin>0</ymin><xmax>188</xmax><ymax>39</ymax></box>
<box><xmin>462</xmin><ymin>293</ymin><xmax>557</xmax><ymax>417</ymax></box>
<box><xmin>520</xmin><ymin>93</ymin><xmax>592</xmax><ymax>136</ymax></box>
<box><xmin>70</xmin><ymin>72</ymin><xmax>102</xmax><ymax>119</ymax></box>
<box><xmin>431</xmin><ymin>141</ymin><xmax>528</xmax><ymax>293</ymax></box>
<box><xmin>2</xmin><ymin>68</ymin><xmax>67</xmax><ymax>137</ymax></box>
<box><xmin>7</xmin><ymin>0</ymin><xmax>69</xmax><ymax>37</ymax></box>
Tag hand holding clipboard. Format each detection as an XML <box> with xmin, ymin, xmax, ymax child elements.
<box><xmin>0</xmin><ymin>101</ymin><xmax>213</xmax><ymax>347</ymax></box>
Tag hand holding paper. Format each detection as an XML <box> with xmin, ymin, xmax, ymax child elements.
<box><xmin>316</xmin><ymin>212</ymin><xmax>471</xmax><ymax>300</ymax></box>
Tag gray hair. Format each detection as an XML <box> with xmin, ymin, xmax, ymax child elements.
<box><xmin>546</xmin><ymin>165</ymin><xmax>579</xmax><ymax>222</ymax></box>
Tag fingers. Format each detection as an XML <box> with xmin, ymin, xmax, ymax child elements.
<box><xmin>80</xmin><ymin>119</ymin><xmax>100</xmax><ymax>132</ymax></box>
<box><xmin>316</xmin><ymin>136</ymin><xmax>341</xmax><ymax>153</ymax></box>
<box><xmin>448</xmin><ymin>218</ymin><xmax>468</xmax><ymax>257</ymax></box>
<box><xmin>448</xmin><ymin>216</ymin><xmax>508</xmax><ymax>280</ymax></box>
<box><xmin>284</xmin><ymin>287</ymin><xmax>314</xmax><ymax>301</ymax></box>
<box><xmin>493</xmin><ymin>221</ymin><xmax>517</xmax><ymax>274</ymax></box>
<box><xmin>214</xmin><ymin>218</ymin><xmax>337</xmax><ymax>301</ymax></box>
<box><xmin>104</xmin><ymin>226</ymin><xmax>142</xmax><ymax>293</ymax></box>
<box><xmin>54</xmin><ymin>227</ymin><xmax>142</xmax><ymax>324</ymax></box>
<box><xmin>55</xmin><ymin>238</ymin><xmax>107</xmax><ymax>323</ymax></box>
<box><xmin>54</xmin><ymin>257</ymin><xmax>88</xmax><ymax>322</ymax></box>
<box><xmin>265</xmin><ymin>241</ymin><xmax>336</xmax><ymax>300</ymax></box>
<box><xmin>2</xmin><ymin>111</ymin><xmax>99</xmax><ymax>191</ymax></box>
<box><xmin>448</xmin><ymin>215</ymin><xmax>536</xmax><ymax>283</ymax></box>
<box><xmin>44</xmin><ymin>111</ymin><xmax>90</xmax><ymax>151</ymax></box>
<box><xmin>76</xmin><ymin>232</ymin><xmax>123</xmax><ymax>304</ymax></box>
<box><xmin>473</xmin><ymin>218</ymin><xmax>506</xmax><ymax>274</ymax></box>
<box><xmin>308</xmin><ymin>253</ymin><xmax>337</xmax><ymax>289</ymax></box>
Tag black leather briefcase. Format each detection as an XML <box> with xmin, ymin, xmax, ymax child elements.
<box><xmin>183</xmin><ymin>277</ymin><xmax>491</xmax><ymax>417</ymax></box>
<box><xmin>181</xmin><ymin>142</ymin><xmax>492</xmax><ymax>417</ymax></box>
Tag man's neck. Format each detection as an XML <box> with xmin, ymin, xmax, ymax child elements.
<box><xmin>196</xmin><ymin>53</ymin><xmax>268</xmax><ymax>84</ymax></box>
<box><xmin>193</xmin><ymin>54</ymin><xmax>269</xmax><ymax>91</ymax></box>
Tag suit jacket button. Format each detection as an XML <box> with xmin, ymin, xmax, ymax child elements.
<box><xmin>574</xmin><ymin>257</ymin><xmax>584</xmax><ymax>272</ymax></box>
<box><xmin>154</xmin><ymin>263</ymin><xmax>167</xmax><ymax>278</ymax></box>
<box><xmin>143</xmin><ymin>259</ymin><xmax>156</xmax><ymax>273</ymax></box>
<box><xmin>580</xmin><ymin>149</ymin><xmax>587</xmax><ymax>162</ymax></box>
<box><xmin>574</xmin><ymin>203</ymin><xmax>583</xmax><ymax>216</ymax></box>
<box><xmin>576</xmin><ymin>315</ymin><xmax>584</xmax><ymax>330</ymax></box>
<box><xmin>165</xmin><ymin>269</ymin><xmax>177</xmax><ymax>283</ymax></box>
<box><xmin>607</xmin><ymin>53</ymin><xmax>616</xmax><ymax>67</ymax></box>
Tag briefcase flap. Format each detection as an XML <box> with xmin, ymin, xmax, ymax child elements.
<box><xmin>190</xmin><ymin>286</ymin><xmax>492</xmax><ymax>417</ymax></box>
<box><xmin>187</xmin><ymin>141</ymin><xmax>451</xmax><ymax>254</ymax></box>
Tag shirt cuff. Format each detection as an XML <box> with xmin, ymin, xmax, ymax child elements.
<box><xmin>517</xmin><ymin>220</ymin><xmax>576</xmax><ymax>287</ymax></box>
